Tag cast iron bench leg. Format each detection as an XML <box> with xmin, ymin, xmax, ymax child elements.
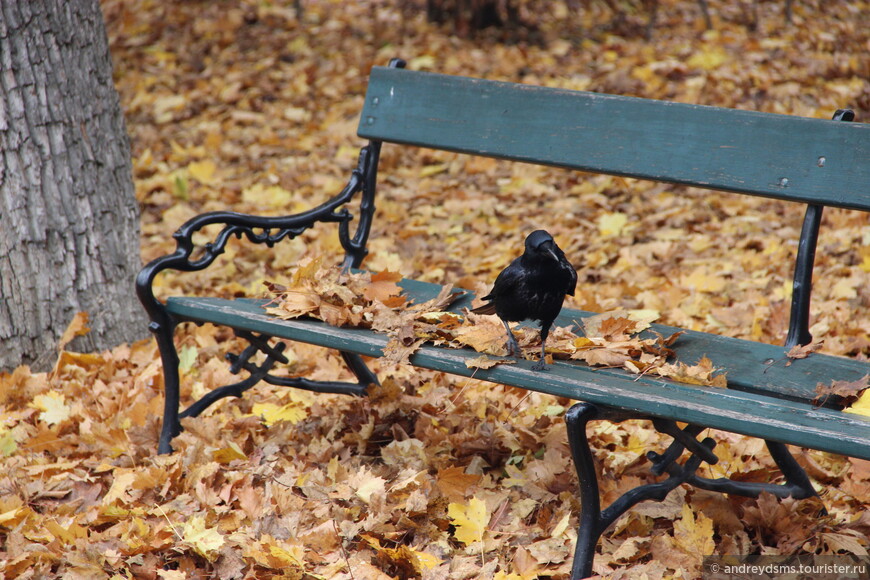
<box><xmin>565</xmin><ymin>402</ymin><xmax>821</xmax><ymax>578</ymax></box>
<box><xmin>566</xmin><ymin>403</ymin><xmax>711</xmax><ymax>578</ymax></box>
<box><xmin>153</xmin><ymin>320</ymin><xmax>182</xmax><ymax>455</ymax></box>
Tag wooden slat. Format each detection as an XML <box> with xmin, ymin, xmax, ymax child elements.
<box><xmin>164</xmin><ymin>294</ymin><xmax>870</xmax><ymax>460</ymax></box>
<box><xmin>393</xmin><ymin>278</ymin><xmax>870</xmax><ymax>405</ymax></box>
<box><xmin>357</xmin><ymin>67</ymin><xmax>870</xmax><ymax>211</ymax></box>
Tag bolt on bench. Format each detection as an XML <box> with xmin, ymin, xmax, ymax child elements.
<box><xmin>137</xmin><ymin>59</ymin><xmax>870</xmax><ymax>578</ymax></box>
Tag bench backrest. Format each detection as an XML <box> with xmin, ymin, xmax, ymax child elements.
<box><xmin>358</xmin><ymin>66</ymin><xmax>870</xmax><ymax>211</ymax></box>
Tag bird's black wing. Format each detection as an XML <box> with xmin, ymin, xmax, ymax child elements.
<box><xmin>470</xmin><ymin>258</ymin><xmax>525</xmax><ymax>314</ymax></box>
<box><xmin>565</xmin><ymin>260</ymin><xmax>577</xmax><ymax>296</ymax></box>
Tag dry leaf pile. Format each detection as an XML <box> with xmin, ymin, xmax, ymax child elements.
<box><xmin>266</xmin><ymin>262</ymin><xmax>728</xmax><ymax>387</ymax></box>
<box><xmin>1</xmin><ymin>0</ymin><xmax>869</xmax><ymax>578</ymax></box>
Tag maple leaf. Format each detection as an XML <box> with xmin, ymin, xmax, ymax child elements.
<box><xmin>673</xmin><ymin>503</ymin><xmax>716</xmax><ymax>558</ymax></box>
<box><xmin>813</xmin><ymin>375</ymin><xmax>870</xmax><ymax>409</ymax></box>
<box><xmin>58</xmin><ymin>311</ymin><xmax>90</xmax><ymax>351</ymax></box>
<box><xmin>583</xmin><ymin>309</ymin><xmax>658</xmax><ymax>340</ymax></box>
<box><xmin>382</xmin><ymin>335</ymin><xmax>427</xmax><ymax>366</ymax></box>
<box><xmin>251</xmin><ymin>402</ymin><xmax>307</xmax><ymax>426</ymax></box>
<box><xmin>31</xmin><ymin>391</ymin><xmax>72</xmax><ymax>426</ymax></box>
<box><xmin>363</xmin><ymin>269</ymin><xmax>404</xmax><ymax>303</ymax></box>
<box><xmin>0</xmin><ymin>429</ymin><xmax>16</xmax><ymax>457</ymax></box>
<box><xmin>655</xmin><ymin>356</ymin><xmax>727</xmax><ymax>387</ymax></box>
<box><xmin>364</xmin><ymin>535</ymin><xmax>442</xmax><ymax>574</ymax></box>
<box><xmin>350</xmin><ymin>467</ymin><xmax>387</xmax><ymax>504</ymax></box>
<box><xmin>181</xmin><ymin>515</ymin><xmax>224</xmax><ymax>560</ymax></box>
<box><xmin>102</xmin><ymin>469</ymin><xmax>138</xmax><ymax>506</ymax></box>
<box><xmin>454</xmin><ymin>315</ymin><xmax>512</xmax><ymax>354</ymax></box>
<box><xmin>465</xmin><ymin>355</ymin><xmax>516</xmax><ymax>369</ymax></box>
<box><xmin>448</xmin><ymin>496</ymin><xmax>488</xmax><ymax>545</ymax></box>
<box><xmin>844</xmin><ymin>389</ymin><xmax>870</xmax><ymax>418</ymax></box>
<box><xmin>436</xmin><ymin>467</ymin><xmax>482</xmax><ymax>502</ymax></box>
<box><xmin>598</xmin><ymin>211</ymin><xmax>628</xmax><ymax>237</ymax></box>
<box><xmin>212</xmin><ymin>441</ymin><xmax>247</xmax><ymax>464</ymax></box>
<box><xmin>187</xmin><ymin>159</ymin><xmax>217</xmax><ymax>184</ymax></box>
<box><xmin>785</xmin><ymin>340</ymin><xmax>824</xmax><ymax>363</ymax></box>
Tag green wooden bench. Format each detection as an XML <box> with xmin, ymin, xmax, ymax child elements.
<box><xmin>137</xmin><ymin>59</ymin><xmax>870</xmax><ymax>578</ymax></box>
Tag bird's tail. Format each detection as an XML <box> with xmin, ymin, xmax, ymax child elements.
<box><xmin>470</xmin><ymin>302</ymin><xmax>497</xmax><ymax>315</ymax></box>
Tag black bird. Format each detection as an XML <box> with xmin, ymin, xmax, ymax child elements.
<box><xmin>471</xmin><ymin>230</ymin><xmax>577</xmax><ymax>370</ymax></box>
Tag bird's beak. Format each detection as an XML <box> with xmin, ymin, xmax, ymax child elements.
<box><xmin>541</xmin><ymin>242</ymin><xmax>559</xmax><ymax>262</ymax></box>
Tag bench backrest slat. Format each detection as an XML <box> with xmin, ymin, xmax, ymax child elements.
<box><xmin>358</xmin><ymin>67</ymin><xmax>870</xmax><ymax>211</ymax></box>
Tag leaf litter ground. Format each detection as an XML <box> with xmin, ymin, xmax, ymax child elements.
<box><xmin>2</xmin><ymin>0</ymin><xmax>870</xmax><ymax>578</ymax></box>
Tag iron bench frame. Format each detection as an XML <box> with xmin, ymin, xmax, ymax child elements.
<box><xmin>137</xmin><ymin>59</ymin><xmax>870</xmax><ymax>578</ymax></box>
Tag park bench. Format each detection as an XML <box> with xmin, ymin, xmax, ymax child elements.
<box><xmin>136</xmin><ymin>59</ymin><xmax>870</xmax><ymax>578</ymax></box>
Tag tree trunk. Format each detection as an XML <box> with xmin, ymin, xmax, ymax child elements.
<box><xmin>0</xmin><ymin>0</ymin><xmax>146</xmax><ymax>372</ymax></box>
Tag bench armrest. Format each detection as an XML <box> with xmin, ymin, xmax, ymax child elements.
<box><xmin>136</xmin><ymin>143</ymin><xmax>381</xmax><ymax>328</ymax></box>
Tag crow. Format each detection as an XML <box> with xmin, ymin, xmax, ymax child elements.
<box><xmin>471</xmin><ymin>230</ymin><xmax>577</xmax><ymax>370</ymax></box>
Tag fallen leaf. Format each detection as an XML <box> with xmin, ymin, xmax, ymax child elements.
<box><xmin>31</xmin><ymin>391</ymin><xmax>72</xmax><ymax>426</ymax></box>
<box><xmin>182</xmin><ymin>515</ymin><xmax>224</xmax><ymax>560</ymax></box>
<box><xmin>448</xmin><ymin>497</ymin><xmax>488</xmax><ymax>546</ymax></box>
<box><xmin>786</xmin><ymin>340</ymin><xmax>824</xmax><ymax>362</ymax></box>
<box><xmin>814</xmin><ymin>375</ymin><xmax>870</xmax><ymax>409</ymax></box>
<box><xmin>58</xmin><ymin>312</ymin><xmax>90</xmax><ymax>351</ymax></box>
<box><xmin>465</xmin><ymin>355</ymin><xmax>517</xmax><ymax>369</ymax></box>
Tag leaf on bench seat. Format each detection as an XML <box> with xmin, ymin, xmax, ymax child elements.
<box><xmin>264</xmin><ymin>263</ymin><xmax>727</xmax><ymax>387</ymax></box>
<box><xmin>814</xmin><ymin>374</ymin><xmax>870</xmax><ymax>411</ymax></box>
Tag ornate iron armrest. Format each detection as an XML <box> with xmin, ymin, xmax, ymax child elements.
<box><xmin>135</xmin><ymin>143</ymin><xmax>381</xmax><ymax>327</ymax></box>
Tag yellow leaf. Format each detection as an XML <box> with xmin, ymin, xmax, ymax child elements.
<box><xmin>0</xmin><ymin>429</ymin><xmax>17</xmax><ymax>456</ymax></box>
<box><xmin>414</xmin><ymin>549</ymin><xmax>442</xmax><ymax>570</ymax></box>
<box><xmin>550</xmin><ymin>511</ymin><xmax>571</xmax><ymax>538</ymax></box>
<box><xmin>268</xmin><ymin>543</ymin><xmax>305</xmax><ymax>567</ymax></box>
<box><xmin>845</xmin><ymin>389</ymin><xmax>870</xmax><ymax>417</ymax></box>
<box><xmin>354</xmin><ymin>473</ymin><xmax>387</xmax><ymax>504</ymax></box>
<box><xmin>178</xmin><ymin>344</ymin><xmax>198</xmax><ymax>373</ymax></box>
<box><xmin>102</xmin><ymin>470</ymin><xmax>138</xmax><ymax>506</ymax></box>
<box><xmin>45</xmin><ymin>519</ymin><xmax>87</xmax><ymax>544</ymax></box>
<box><xmin>420</xmin><ymin>163</ymin><xmax>448</xmax><ymax>177</ymax></box>
<box><xmin>831</xmin><ymin>277</ymin><xmax>858</xmax><ymax>299</ymax></box>
<box><xmin>674</xmin><ymin>503</ymin><xmax>715</xmax><ymax>555</ymax></box>
<box><xmin>241</xmin><ymin>183</ymin><xmax>294</xmax><ymax>210</ymax></box>
<box><xmin>0</xmin><ymin>506</ymin><xmax>29</xmax><ymax>527</ymax></box>
<box><xmin>283</xmin><ymin>106</ymin><xmax>311</xmax><ymax>122</ymax></box>
<box><xmin>251</xmin><ymin>402</ymin><xmax>307</xmax><ymax>426</ymax></box>
<box><xmin>212</xmin><ymin>441</ymin><xmax>247</xmax><ymax>464</ymax></box>
<box><xmin>597</xmin><ymin>212</ymin><xmax>628</xmax><ymax>237</ymax></box>
<box><xmin>187</xmin><ymin>159</ymin><xmax>217</xmax><ymax>184</ymax></box>
<box><xmin>448</xmin><ymin>496</ymin><xmax>488</xmax><ymax>545</ymax></box>
<box><xmin>409</xmin><ymin>54</ymin><xmax>436</xmax><ymax>69</ymax></box>
<box><xmin>31</xmin><ymin>391</ymin><xmax>71</xmax><ymax>426</ymax></box>
<box><xmin>681</xmin><ymin>267</ymin><xmax>727</xmax><ymax>293</ymax></box>
<box><xmin>182</xmin><ymin>515</ymin><xmax>224</xmax><ymax>560</ymax></box>
<box><xmin>687</xmin><ymin>46</ymin><xmax>729</xmax><ymax>71</ymax></box>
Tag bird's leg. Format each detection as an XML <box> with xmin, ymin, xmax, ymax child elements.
<box><xmin>501</xmin><ymin>320</ymin><xmax>522</xmax><ymax>357</ymax></box>
<box><xmin>532</xmin><ymin>321</ymin><xmax>553</xmax><ymax>371</ymax></box>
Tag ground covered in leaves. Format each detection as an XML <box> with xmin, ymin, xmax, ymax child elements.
<box><xmin>2</xmin><ymin>0</ymin><xmax>870</xmax><ymax>578</ymax></box>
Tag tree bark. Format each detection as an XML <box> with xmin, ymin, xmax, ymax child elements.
<box><xmin>0</xmin><ymin>0</ymin><xmax>146</xmax><ymax>372</ymax></box>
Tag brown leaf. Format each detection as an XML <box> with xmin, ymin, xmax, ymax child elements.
<box><xmin>58</xmin><ymin>312</ymin><xmax>90</xmax><ymax>351</ymax></box>
<box><xmin>436</xmin><ymin>466</ymin><xmax>481</xmax><ymax>502</ymax></box>
<box><xmin>813</xmin><ymin>374</ymin><xmax>870</xmax><ymax>408</ymax></box>
<box><xmin>785</xmin><ymin>340</ymin><xmax>824</xmax><ymax>364</ymax></box>
<box><xmin>362</xmin><ymin>269</ymin><xmax>404</xmax><ymax>303</ymax></box>
<box><xmin>464</xmin><ymin>355</ymin><xmax>516</xmax><ymax>369</ymax></box>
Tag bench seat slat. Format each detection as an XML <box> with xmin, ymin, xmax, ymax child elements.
<box><xmin>392</xmin><ymin>278</ymin><xmax>870</xmax><ymax>406</ymax></box>
<box><xmin>357</xmin><ymin>67</ymin><xmax>870</xmax><ymax>211</ymax></box>
<box><xmin>164</xmin><ymin>293</ymin><xmax>870</xmax><ymax>460</ymax></box>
